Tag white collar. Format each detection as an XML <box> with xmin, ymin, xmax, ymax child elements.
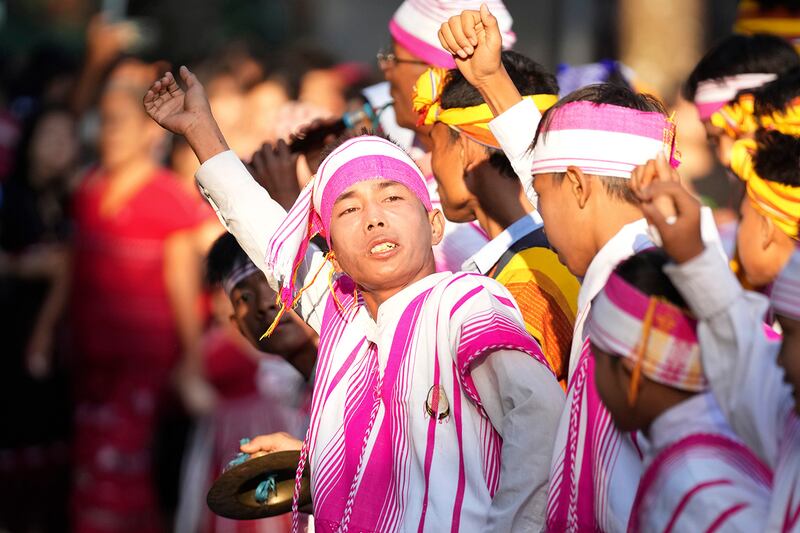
<box><xmin>461</xmin><ymin>211</ymin><xmax>544</xmax><ymax>274</ymax></box>
<box><xmin>644</xmin><ymin>392</ymin><xmax>733</xmax><ymax>460</ymax></box>
<box><xmin>578</xmin><ymin>218</ymin><xmax>653</xmax><ymax>312</ymax></box>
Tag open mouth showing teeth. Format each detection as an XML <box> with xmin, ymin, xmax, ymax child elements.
<box><xmin>370</xmin><ymin>242</ymin><xmax>397</xmax><ymax>254</ymax></box>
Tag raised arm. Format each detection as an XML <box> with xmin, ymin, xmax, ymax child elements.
<box><xmin>144</xmin><ymin>67</ymin><xmax>286</xmax><ymax>278</ymax></box>
<box><xmin>640</xmin><ymin>180</ymin><xmax>789</xmax><ymax>465</ymax></box>
<box><xmin>438</xmin><ymin>6</ymin><xmax>542</xmax><ymax>201</ymax></box>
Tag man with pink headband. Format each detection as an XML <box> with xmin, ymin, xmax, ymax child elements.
<box><xmin>377</xmin><ymin>0</ymin><xmax>517</xmax><ymax>274</ymax></box>
<box><xmin>440</xmin><ymin>11</ymin><xmax>725</xmax><ymax>531</ymax></box>
<box><xmin>683</xmin><ymin>33</ymin><xmax>799</xmax><ymax>167</ymax></box>
<box><xmin>143</xmin><ymin>66</ymin><xmax>564</xmax><ymax>532</ymax></box>
<box><xmin>636</xmin><ymin>177</ymin><xmax>800</xmax><ymax>532</ymax></box>
<box><xmin>589</xmin><ymin>249</ymin><xmax>772</xmax><ymax>532</ymax></box>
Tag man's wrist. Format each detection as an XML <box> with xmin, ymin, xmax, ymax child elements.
<box><xmin>474</xmin><ymin>68</ymin><xmax>522</xmax><ymax>116</ymax></box>
<box><xmin>186</xmin><ymin>116</ymin><xmax>229</xmax><ymax>163</ymax></box>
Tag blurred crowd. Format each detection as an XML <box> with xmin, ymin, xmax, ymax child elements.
<box><xmin>0</xmin><ymin>13</ymin><xmax>382</xmax><ymax>533</ymax></box>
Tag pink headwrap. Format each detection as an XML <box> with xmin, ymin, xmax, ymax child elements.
<box><xmin>694</xmin><ymin>73</ymin><xmax>777</xmax><ymax>121</ymax></box>
<box><xmin>263</xmin><ymin>135</ymin><xmax>432</xmax><ymax>328</ymax></box>
<box><xmin>587</xmin><ymin>272</ymin><xmax>705</xmax><ymax>400</ymax></box>
<box><xmin>531</xmin><ymin>101</ymin><xmax>681</xmax><ymax>178</ymax></box>
<box><xmin>389</xmin><ymin>0</ymin><xmax>516</xmax><ymax>68</ymax></box>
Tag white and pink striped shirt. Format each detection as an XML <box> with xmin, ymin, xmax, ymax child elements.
<box><xmin>665</xmin><ymin>247</ymin><xmax>800</xmax><ymax>533</ymax></box>
<box><xmin>628</xmin><ymin>392</ymin><xmax>772</xmax><ymax>533</ymax></box>
<box><xmin>195</xmin><ymin>150</ymin><xmax>565</xmax><ymax>532</ymax></box>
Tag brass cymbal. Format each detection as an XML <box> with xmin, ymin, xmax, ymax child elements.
<box><xmin>207</xmin><ymin>450</ymin><xmax>312</xmax><ymax>520</ymax></box>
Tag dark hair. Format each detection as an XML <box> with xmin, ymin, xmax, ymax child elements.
<box><xmin>206</xmin><ymin>232</ymin><xmax>253</xmax><ymax>286</ymax></box>
<box><xmin>683</xmin><ymin>33</ymin><xmax>800</xmax><ymax>101</ymax></box>
<box><xmin>318</xmin><ymin>130</ymin><xmax>404</xmax><ymax>162</ymax></box>
<box><xmin>440</xmin><ymin>50</ymin><xmax>558</xmax><ymax>179</ymax></box>
<box><xmin>440</xmin><ymin>51</ymin><xmax>558</xmax><ymax>109</ymax></box>
<box><xmin>613</xmin><ymin>248</ymin><xmax>688</xmax><ymax>309</ymax></box>
<box><xmin>752</xmin><ymin>66</ymin><xmax>800</xmax><ymax>115</ymax></box>
<box><xmin>533</xmin><ymin>83</ymin><xmax>665</xmax><ymax>203</ymax></box>
<box><xmin>753</xmin><ymin>129</ymin><xmax>800</xmax><ymax>187</ymax></box>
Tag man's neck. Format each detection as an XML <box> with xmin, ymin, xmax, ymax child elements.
<box><xmin>359</xmin><ymin>261</ymin><xmax>437</xmax><ymax>318</ymax></box>
<box><xmin>288</xmin><ymin>339</ymin><xmax>319</xmax><ymax>382</ymax></box>
<box><xmin>470</xmin><ymin>164</ymin><xmax>532</xmax><ymax>235</ymax></box>
<box><xmin>591</xmin><ymin>202</ymin><xmax>646</xmax><ymax>257</ymax></box>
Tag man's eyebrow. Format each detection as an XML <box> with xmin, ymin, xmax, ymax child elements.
<box><xmin>376</xmin><ymin>180</ymin><xmax>403</xmax><ymax>190</ymax></box>
<box><xmin>333</xmin><ymin>190</ymin><xmax>357</xmax><ymax>204</ymax></box>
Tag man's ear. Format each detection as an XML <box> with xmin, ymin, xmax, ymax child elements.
<box><xmin>760</xmin><ymin>214</ymin><xmax>777</xmax><ymax>250</ymax></box>
<box><xmin>428</xmin><ymin>208</ymin><xmax>445</xmax><ymax>245</ymax></box>
<box><xmin>462</xmin><ymin>136</ymin><xmax>488</xmax><ymax>172</ymax></box>
<box><xmin>564</xmin><ymin>165</ymin><xmax>591</xmax><ymax>208</ymax></box>
<box><xmin>329</xmin><ymin>250</ymin><xmax>344</xmax><ymax>273</ymax></box>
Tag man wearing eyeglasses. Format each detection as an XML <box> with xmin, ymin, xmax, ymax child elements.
<box><xmin>371</xmin><ymin>0</ymin><xmax>516</xmax><ymax>273</ymax></box>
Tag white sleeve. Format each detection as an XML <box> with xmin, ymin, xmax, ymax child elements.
<box><xmin>488</xmin><ymin>98</ymin><xmax>542</xmax><ymax>205</ymax></box>
<box><xmin>195</xmin><ymin>150</ymin><xmax>331</xmax><ymax>333</ymax></box>
<box><xmin>471</xmin><ymin>349</ymin><xmax>565</xmax><ymax>533</ymax></box>
<box><xmin>664</xmin><ymin>247</ymin><xmax>792</xmax><ymax>466</ymax></box>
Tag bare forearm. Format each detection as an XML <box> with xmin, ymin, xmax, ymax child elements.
<box><xmin>185</xmin><ymin>117</ymin><xmax>230</xmax><ymax>164</ymax></box>
<box><xmin>475</xmin><ymin>68</ymin><xmax>522</xmax><ymax>117</ymax></box>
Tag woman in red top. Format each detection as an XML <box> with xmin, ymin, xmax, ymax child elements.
<box><xmin>69</xmin><ymin>60</ymin><xmax>212</xmax><ymax>533</ymax></box>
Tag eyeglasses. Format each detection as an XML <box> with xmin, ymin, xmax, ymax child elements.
<box><xmin>376</xmin><ymin>49</ymin><xmax>429</xmax><ymax>68</ymax></box>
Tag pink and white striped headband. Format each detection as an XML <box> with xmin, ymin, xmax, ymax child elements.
<box><xmin>389</xmin><ymin>0</ymin><xmax>515</xmax><ymax>68</ymax></box>
<box><xmin>694</xmin><ymin>73</ymin><xmax>777</xmax><ymax>121</ymax></box>
<box><xmin>587</xmin><ymin>272</ymin><xmax>706</xmax><ymax>393</ymax></box>
<box><xmin>222</xmin><ymin>256</ymin><xmax>261</xmax><ymax>297</ymax></box>
<box><xmin>531</xmin><ymin>101</ymin><xmax>680</xmax><ymax>179</ymax></box>
<box><xmin>263</xmin><ymin>135</ymin><xmax>431</xmax><ymax>321</ymax></box>
<box><xmin>772</xmin><ymin>246</ymin><xmax>800</xmax><ymax>321</ymax></box>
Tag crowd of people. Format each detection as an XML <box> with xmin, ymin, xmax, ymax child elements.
<box><xmin>2</xmin><ymin>0</ymin><xmax>800</xmax><ymax>532</ymax></box>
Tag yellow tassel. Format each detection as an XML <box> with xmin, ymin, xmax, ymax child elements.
<box><xmin>627</xmin><ymin>297</ymin><xmax>659</xmax><ymax>406</ymax></box>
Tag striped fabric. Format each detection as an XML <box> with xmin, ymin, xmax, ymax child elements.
<box><xmin>629</xmin><ymin>430</ymin><xmax>772</xmax><ymax>532</ymax></box>
<box><xmin>694</xmin><ymin>73</ymin><xmax>776</xmax><ymax>121</ymax></box>
<box><xmin>489</xmin><ymin>230</ymin><xmax>580</xmax><ymax>389</ymax></box>
<box><xmin>531</xmin><ymin>101</ymin><xmax>681</xmax><ymax>179</ymax></box>
<box><xmin>389</xmin><ymin>0</ymin><xmax>515</xmax><ymax>68</ymax></box>
<box><xmin>295</xmin><ymin>270</ymin><xmax>549</xmax><ymax>532</ymax></box>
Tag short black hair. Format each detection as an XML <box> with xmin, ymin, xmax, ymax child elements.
<box><xmin>206</xmin><ymin>232</ymin><xmax>252</xmax><ymax>286</ymax></box>
<box><xmin>683</xmin><ymin>33</ymin><xmax>800</xmax><ymax>101</ymax></box>
<box><xmin>533</xmin><ymin>83</ymin><xmax>666</xmax><ymax>204</ymax></box>
<box><xmin>753</xmin><ymin>129</ymin><xmax>800</xmax><ymax>187</ymax></box>
<box><xmin>613</xmin><ymin>248</ymin><xmax>688</xmax><ymax>309</ymax></box>
<box><xmin>752</xmin><ymin>66</ymin><xmax>800</xmax><ymax>115</ymax></box>
<box><xmin>318</xmin><ymin>130</ymin><xmax>404</xmax><ymax>163</ymax></box>
<box><xmin>440</xmin><ymin>50</ymin><xmax>558</xmax><ymax>109</ymax></box>
<box><xmin>439</xmin><ymin>50</ymin><xmax>558</xmax><ymax>179</ymax></box>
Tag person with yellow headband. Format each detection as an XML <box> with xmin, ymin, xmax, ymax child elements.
<box><xmin>684</xmin><ymin>33</ymin><xmax>798</xmax><ymax>167</ymax></box>
<box><xmin>413</xmin><ymin>49</ymin><xmax>579</xmax><ymax>388</ymax></box>
<box><xmin>730</xmin><ymin>129</ymin><xmax>800</xmax><ymax>290</ymax></box>
<box><xmin>640</xmin><ymin>168</ymin><xmax>800</xmax><ymax>532</ymax></box>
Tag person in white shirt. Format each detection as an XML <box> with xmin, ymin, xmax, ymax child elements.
<box><xmin>143</xmin><ymin>65</ymin><xmax>564</xmax><ymax>532</ymax></box>
<box><xmin>589</xmin><ymin>248</ymin><xmax>772</xmax><ymax>533</ymax></box>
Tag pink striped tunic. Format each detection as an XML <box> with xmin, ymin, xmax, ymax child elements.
<box><xmin>300</xmin><ymin>269</ymin><xmax>547</xmax><ymax>532</ymax></box>
<box><xmin>628</xmin><ymin>393</ymin><xmax>772</xmax><ymax>533</ymax></box>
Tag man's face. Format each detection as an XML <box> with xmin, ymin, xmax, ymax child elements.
<box><xmin>429</xmin><ymin>123</ymin><xmax>476</xmax><ymax>222</ymax></box>
<box><xmin>328</xmin><ymin>179</ymin><xmax>443</xmax><ymax>292</ymax></box>
<box><xmin>533</xmin><ymin>172</ymin><xmax>596</xmax><ymax>277</ymax></box>
<box><xmin>776</xmin><ymin>315</ymin><xmax>800</xmax><ymax>414</ymax></box>
<box><xmin>591</xmin><ymin>344</ymin><xmax>639</xmax><ymax>432</ymax></box>
<box><xmin>736</xmin><ymin>198</ymin><xmax>786</xmax><ymax>287</ymax></box>
<box><xmin>703</xmin><ymin>121</ymin><xmax>737</xmax><ymax>168</ymax></box>
<box><xmin>230</xmin><ymin>271</ymin><xmax>313</xmax><ymax>355</ymax></box>
<box><xmin>382</xmin><ymin>41</ymin><xmax>430</xmax><ymax>130</ymax></box>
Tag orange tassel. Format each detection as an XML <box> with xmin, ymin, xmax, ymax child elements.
<box><xmin>627</xmin><ymin>296</ymin><xmax>659</xmax><ymax>406</ymax></box>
